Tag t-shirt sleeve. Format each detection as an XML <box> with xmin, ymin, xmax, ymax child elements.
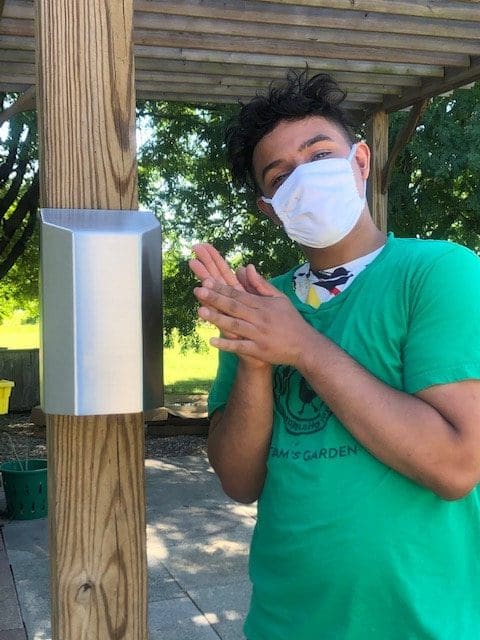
<box><xmin>207</xmin><ymin>349</ymin><xmax>239</xmax><ymax>417</ymax></box>
<box><xmin>403</xmin><ymin>244</ymin><xmax>480</xmax><ymax>394</ymax></box>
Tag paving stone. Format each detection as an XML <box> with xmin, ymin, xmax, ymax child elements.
<box><xmin>12</xmin><ymin>580</ymin><xmax>50</xmax><ymax>640</ymax></box>
<box><xmin>0</xmin><ymin>581</ymin><xmax>24</xmax><ymax>632</ymax></box>
<box><xmin>148</xmin><ymin>560</ymin><xmax>185</xmax><ymax>602</ymax></box>
<box><xmin>0</xmin><ymin>630</ymin><xmax>27</xmax><ymax>640</ymax></box>
<box><xmin>2</xmin><ymin>521</ymin><xmax>48</xmax><ymax>559</ymax></box>
<box><xmin>4</xmin><ymin>553</ymin><xmax>49</xmax><ymax>588</ymax></box>
<box><xmin>189</xmin><ymin>581</ymin><xmax>252</xmax><ymax>640</ymax></box>
<box><xmin>149</xmin><ymin>596</ymin><xmax>219</xmax><ymax>639</ymax></box>
<box><xmin>0</xmin><ymin>531</ymin><xmax>23</xmax><ymax>632</ymax></box>
<box><xmin>160</xmin><ymin>529</ymin><xmax>251</xmax><ymax>590</ymax></box>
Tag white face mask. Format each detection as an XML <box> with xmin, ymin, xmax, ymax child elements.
<box><xmin>262</xmin><ymin>144</ymin><xmax>366</xmax><ymax>249</ymax></box>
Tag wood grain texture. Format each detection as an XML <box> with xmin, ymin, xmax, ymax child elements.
<box><xmin>36</xmin><ymin>1</ymin><xmax>147</xmax><ymax>638</ymax></box>
<box><xmin>47</xmin><ymin>414</ymin><xmax>147</xmax><ymax>640</ymax></box>
<box><xmin>35</xmin><ymin>0</ymin><xmax>138</xmax><ymax>210</ymax></box>
<box><xmin>366</xmin><ymin>110</ymin><xmax>389</xmax><ymax>232</ymax></box>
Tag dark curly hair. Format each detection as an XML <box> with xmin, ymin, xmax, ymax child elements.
<box><xmin>225</xmin><ymin>70</ymin><xmax>357</xmax><ymax>193</ymax></box>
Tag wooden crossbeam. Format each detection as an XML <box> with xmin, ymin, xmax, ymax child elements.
<box><xmin>133</xmin><ymin>0</ymin><xmax>480</xmax><ymax>39</ymax></box>
<box><xmin>131</xmin><ymin>13</ymin><xmax>480</xmax><ymax>56</ymax></box>
<box><xmin>381</xmin><ymin>56</ymin><xmax>480</xmax><ymax>112</ymax></box>
<box><xmin>0</xmin><ymin>49</ymin><xmax>425</xmax><ymax>89</ymax></box>
<box><xmin>133</xmin><ymin>44</ymin><xmax>446</xmax><ymax>77</ymax></box>
<box><xmin>6</xmin><ymin>0</ymin><xmax>480</xmax><ymax>25</ymax></box>
<box><xmin>4</xmin><ymin>0</ymin><xmax>480</xmax><ymax>46</ymax></box>
<box><xmin>0</xmin><ymin>66</ymin><xmax>406</xmax><ymax>98</ymax></box>
<box><xmin>256</xmin><ymin>0</ymin><xmax>480</xmax><ymax>22</ymax></box>
<box><xmin>0</xmin><ymin>31</ymin><xmax>452</xmax><ymax>79</ymax></box>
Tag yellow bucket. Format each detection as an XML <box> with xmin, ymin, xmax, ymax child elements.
<box><xmin>0</xmin><ymin>380</ymin><xmax>15</xmax><ymax>414</ymax></box>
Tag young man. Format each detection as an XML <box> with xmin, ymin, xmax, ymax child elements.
<box><xmin>189</xmin><ymin>72</ymin><xmax>480</xmax><ymax>639</ymax></box>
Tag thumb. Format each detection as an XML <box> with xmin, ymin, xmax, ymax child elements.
<box><xmin>245</xmin><ymin>264</ymin><xmax>279</xmax><ymax>297</ymax></box>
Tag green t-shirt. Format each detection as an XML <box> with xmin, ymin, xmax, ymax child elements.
<box><xmin>208</xmin><ymin>233</ymin><xmax>480</xmax><ymax>640</ymax></box>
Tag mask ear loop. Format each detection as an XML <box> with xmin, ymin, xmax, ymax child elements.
<box><xmin>348</xmin><ymin>143</ymin><xmax>367</xmax><ymax>200</ymax></box>
<box><xmin>347</xmin><ymin>143</ymin><xmax>357</xmax><ymax>162</ymax></box>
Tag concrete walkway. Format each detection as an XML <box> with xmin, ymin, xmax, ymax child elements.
<box><xmin>0</xmin><ymin>454</ymin><xmax>256</xmax><ymax>640</ymax></box>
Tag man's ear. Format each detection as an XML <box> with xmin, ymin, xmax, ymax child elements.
<box><xmin>256</xmin><ymin>196</ymin><xmax>283</xmax><ymax>227</ymax></box>
<box><xmin>354</xmin><ymin>141</ymin><xmax>371</xmax><ymax>181</ymax></box>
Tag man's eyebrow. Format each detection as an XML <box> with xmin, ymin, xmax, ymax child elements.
<box><xmin>260</xmin><ymin>134</ymin><xmax>334</xmax><ymax>183</ymax></box>
<box><xmin>298</xmin><ymin>134</ymin><xmax>333</xmax><ymax>152</ymax></box>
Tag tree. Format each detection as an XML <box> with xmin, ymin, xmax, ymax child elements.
<box><xmin>388</xmin><ymin>83</ymin><xmax>480</xmax><ymax>250</ymax></box>
<box><xmin>0</xmin><ymin>94</ymin><xmax>39</xmax><ymax>321</ymax></box>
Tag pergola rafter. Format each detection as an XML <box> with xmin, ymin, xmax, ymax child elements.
<box><xmin>1</xmin><ymin>0</ymin><xmax>480</xmax><ymax>120</ymax></box>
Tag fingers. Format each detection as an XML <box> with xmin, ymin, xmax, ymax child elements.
<box><xmin>245</xmin><ymin>264</ymin><xmax>279</xmax><ymax>297</ymax></box>
<box><xmin>191</xmin><ymin>243</ymin><xmax>243</xmax><ymax>290</ymax></box>
<box><xmin>198</xmin><ymin>306</ymin><xmax>256</xmax><ymax>340</ymax></box>
<box><xmin>210</xmin><ymin>335</ymin><xmax>266</xmax><ymax>360</ymax></box>
<box><xmin>194</xmin><ymin>280</ymin><xmax>258</xmax><ymax>320</ymax></box>
<box><xmin>236</xmin><ymin>264</ymin><xmax>280</xmax><ymax>296</ymax></box>
<box><xmin>189</xmin><ymin>258</ymin><xmax>210</xmax><ymax>282</ymax></box>
<box><xmin>236</xmin><ymin>266</ymin><xmax>257</xmax><ymax>294</ymax></box>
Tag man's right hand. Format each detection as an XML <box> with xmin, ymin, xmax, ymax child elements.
<box><xmin>189</xmin><ymin>243</ymin><xmax>276</xmax><ymax>369</ymax></box>
<box><xmin>189</xmin><ymin>243</ymin><xmax>274</xmax><ymax>503</ymax></box>
<box><xmin>189</xmin><ymin>243</ymin><xmax>277</xmax><ymax>297</ymax></box>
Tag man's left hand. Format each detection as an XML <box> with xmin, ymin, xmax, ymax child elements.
<box><xmin>194</xmin><ymin>278</ymin><xmax>316</xmax><ymax>367</ymax></box>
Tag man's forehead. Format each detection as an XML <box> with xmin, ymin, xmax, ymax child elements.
<box><xmin>255</xmin><ymin>116</ymin><xmax>345</xmax><ymax>153</ymax></box>
<box><xmin>252</xmin><ymin>116</ymin><xmax>348</xmax><ymax>177</ymax></box>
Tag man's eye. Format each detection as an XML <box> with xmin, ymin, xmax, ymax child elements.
<box><xmin>312</xmin><ymin>151</ymin><xmax>331</xmax><ymax>161</ymax></box>
<box><xmin>272</xmin><ymin>173</ymin><xmax>289</xmax><ymax>188</ymax></box>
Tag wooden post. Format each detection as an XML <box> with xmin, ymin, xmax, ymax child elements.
<box><xmin>35</xmin><ymin>2</ymin><xmax>147</xmax><ymax>639</ymax></box>
<box><xmin>366</xmin><ymin>110</ymin><xmax>389</xmax><ymax>232</ymax></box>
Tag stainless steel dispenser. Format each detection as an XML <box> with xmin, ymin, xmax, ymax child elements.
<box><xmin>39</xmin><ymin>209</ymin><xmax>163</xmax><ymax>415</ymax></box>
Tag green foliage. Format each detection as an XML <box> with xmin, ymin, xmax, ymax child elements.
<box><xmin>0</xmin><ymin>98</ymin><xmax>39</xmax><ymax>284</ymax></box>
<box><xmin>0</xmin><ymin>228</ymin><xmax>39</xmax><ymax>324</ymax></box>
<box><xmin>388</xmin><ymin>83</ymin><xmax>480</xmax><ymax>251</ymax></box>
<box><xmin>0</xmin><ymin>96</ymin><xmax>39</xmax><ymax>322</ymax></box>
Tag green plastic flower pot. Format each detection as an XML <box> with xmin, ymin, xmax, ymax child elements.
<box><xmin>0</xmin><ymin>459</ymin><xmax>48</xmax><ymax>520</ymax></box>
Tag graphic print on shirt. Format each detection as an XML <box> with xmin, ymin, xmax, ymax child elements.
<box><xmin>310</xmin><ymin>266</ymin><xmax>353</xmax><ymax>296</ymax></box>
<box><xmin>274</xmin><ymin>365</ymin><xmax>332</xmax><ymax>435</ymax></box>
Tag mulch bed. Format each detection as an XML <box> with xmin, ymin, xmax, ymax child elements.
<box><xmin>0</xmin><ymin>412</ymin><xmax>208</xmax><ymax>464</ymax></box>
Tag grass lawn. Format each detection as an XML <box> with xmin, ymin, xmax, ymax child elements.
<box><xmin>164</xmin><ymin>324</ymin><xmax>218</xmax><ymax>395</ymax></box>
<box><xmin>0</xmin><ymin>314</ymin><xmax>218</xmax><ymax>395</ymax></box>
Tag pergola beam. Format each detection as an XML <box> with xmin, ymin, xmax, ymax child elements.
<box><xmin>0</xmin><ymin>67</ymin><xmax>403</xmax><ymax>100</ymax></box>
<box><xmin>381</xmin><ymin>56</ymin><xmax>480</xmax><ymax>112</ymax></box>
<box><xmin>131</xmin><ymin>13</ymin><xmax>480</xmax><ymax>57</ymax></box>
<box><xmin>7</xmin><ymin>0</ymin><xmax>480</xmax><ymax>38</ymax></box>
<box><xmin>0</xmin><ymin>32</ymin><xmax>449</xmax><ymax>79</ymax></box>
<box><xmin>135</xmin><ymin>1</ymin><xmax>480</xmax><ymax>40</ymax></box>
<box><xmin>0</xmin><ymin>16</ymin><xmax>473</xmax><ymax>68</ymax></box>
<box><xmin>257</xmin><ymin>0</ymin><xmax>480</xmax><ymax>22</ymax></box>
<box><xmin>134</xmin><ymin>45</ymin><xmax>446</xmax><ymax>77</ymax></box>
<box><xmin>0</xmin><ymin>49</ymin><xmax>426</xmax><ymax>88</ymax></box>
